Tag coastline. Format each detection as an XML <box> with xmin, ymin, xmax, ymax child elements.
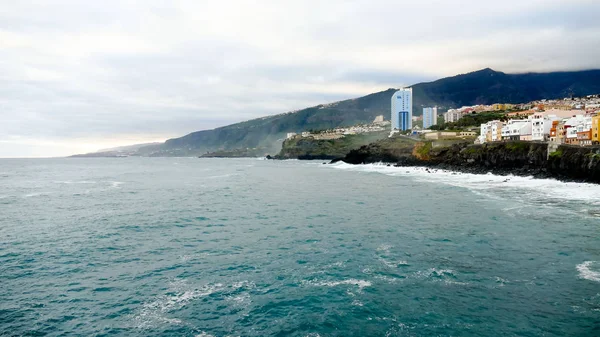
<box><xmin>333</xmin><ymin>140</ymin><xmax>600</xmax><ymax>185</ymax></box>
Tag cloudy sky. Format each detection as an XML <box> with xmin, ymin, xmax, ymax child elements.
<box><xmin>1</xmin><ymin>0</ymin><xmax>599</xmax><ymax>157</ymax></box>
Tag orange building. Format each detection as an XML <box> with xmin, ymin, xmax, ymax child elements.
<box><xmin>549</xmin><ymin>120</ymin><xmax>559</xmax><ymax>142</ymax></box>
<box><xmin>507</xmin><ymin>110</ymin><xmax>535</xmax><ymax>118</ymax></box>
<box><xmin>578</xmin><ymin>130</ymin><xmax>592</xmax><ymax>146</ymax></box>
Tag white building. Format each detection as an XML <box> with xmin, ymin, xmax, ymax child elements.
<box><xmin>501</xmin><ymin>120</ymin><xmax>531</xmax><ymax>141</ymax></box>
<box><xmin>477</xmin><ymin>123</ymin><xmax>490</xmax><ymax>144</ymax></box>
<box><xmin>531</xmin><ymin>113</ymin><xmax>561</xmax><ymax>141</ymax></box>
<box><xmin>422</xmin><ymin>107</ymin><xmax>438</xmax><ymax>129</ymax></box>
<box><xmin>443</xmin><ymin>109</ymin><xmax>463</xmax><ymax>123</ymax></box>
<box><xmin>490</xmin><ymin>121</ymin><xmax>504</xmax><ymax>142</ymax></box>
<box><xmin>391</xmin><ymin>88</ymin><xmax>413</xmax><ymax>131</ymax></box>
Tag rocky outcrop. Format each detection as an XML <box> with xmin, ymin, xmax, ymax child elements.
<box><xmin>427</xmin><ymin>142</ymin><xmax>551</xmax><ymax>177</ymax></box>
<box><xmin>275</xmin><ymin>131</ymin><xmax>389</xmax><ymax>160</ymax></box>
<box><xmin>547</xmin><ymin>145</ymin><xmax>600</xmax><ymax>182</ymax></box>
<box><xmin>341</xmin><ymin>140</ymin><xmax>600</xmax><ymax>184</ymax></box>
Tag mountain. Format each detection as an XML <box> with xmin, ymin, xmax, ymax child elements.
<box><xmin>411</xmin><ymin>68</ymin><xmax>600</xmax><ymax>109</ymax></box>
<box><xmin>119</xmin><ymin>68</ymin><xmax>600</xmax><ymax>157</ymax></box>
<box><xmin>137</xmin><ymin>89</ymin><xmax>397</xmax><ymax>156</ymax></box>
<box><xmin>98</xmin><ymin>142</ymin><xmax>162</xmax><ymax>153</ymax></box>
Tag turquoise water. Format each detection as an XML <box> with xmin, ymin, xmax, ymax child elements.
<box><xmin>1</xmin><ymin>158</ymin><xmax>600</xmax><ymax>336</ymax></box>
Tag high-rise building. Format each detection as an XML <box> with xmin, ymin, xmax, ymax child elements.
<box><xmin>391</xmin><ymin>88</ymin><xmax>412</xmax><ymax>131</ymax></box>
<box><xmin>422</xmin><ymin>107</ymin><xmax>438</xmax><ymax>129</ymax></box>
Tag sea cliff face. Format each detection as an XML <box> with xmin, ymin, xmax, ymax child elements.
<box><xmin>275</xmin><ymin>131</ymin><xmax>389</xmax><ymax>160</ymax></box>
<box><xmin>342</xmin><ymin>139</ymin><xmax>600</xmax><ymax>184</ymax></box>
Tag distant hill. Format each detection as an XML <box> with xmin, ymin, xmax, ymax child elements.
<box><xmin>411</xmin><ymin>68</ymin><xmax>600</xmax><ymax>109</ymax></box>
<box><xmin>137</xmin><ymin>89</ymin><xmax>397</xmax><ymax>156</ymax></box>
<box><xmin>116</xmin><ymin>68</ymin><xmax>600</xmax><ymax>157</ymax></box>
<box><xmin>98</xmin><ymin>142</ymin><xmax>161</xmax><ymax>153</ymax></box>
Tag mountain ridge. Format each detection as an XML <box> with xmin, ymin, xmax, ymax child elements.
<box><xmin>85</xmin><ymin>68</ymin><xmax>600</xmax><ymax>157</ymax></box>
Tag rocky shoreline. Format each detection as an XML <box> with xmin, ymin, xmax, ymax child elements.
<box><xmin>335</xmin><ymin>140</ymin><xmax>600</xmax><ymax>184</ymax></box>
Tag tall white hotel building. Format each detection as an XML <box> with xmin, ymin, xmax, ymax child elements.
<box><xmin>422</xmin><ymin>107</ymin><xmax>438</xmax><ymax>129</ymax></box>
<box><xmin>391</xmin><ymin>88</ymin><xmax>413</xmax><ymax>131</ymax></box>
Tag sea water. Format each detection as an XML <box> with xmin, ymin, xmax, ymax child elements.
<box><xmin>1</xmin><ymin>158</ymin><xmax>599</xmax><ymax>336</ymax></box>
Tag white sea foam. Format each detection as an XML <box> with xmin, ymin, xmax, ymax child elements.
<box><xmin>133</xmin><ymin>279</ymin><xmax>251</xmax><ymax>329</ymax></box>
<box><xmin>22</xmin><ymin>192</ymin><xmax>51</xmax><ymax>198</ymax></box>
<box><xmin>375</xmin><ymin>244</ymin><xmax>409</xmax><ymax>268</ymax></box>
<box><xmin>494</xmin><ymin>277</ymin><xmax>509</xmax><ymax>287</ymax></box>
<box><xmin>577</xmin><ymin>261</ymin><xmax>600</xmax><ymax>282</ymax></box>
<box><xmin>54</xmin><ymin>180</ymin><xmax>97</xmax><ymax>184</ymax></box>
<box><xmin>196</xmin><ymin>332</ymin><xmax>216</xmax><ymax>337</ymax></box>
<box><xmin>374</xmin><ymin>275</ymin><xmax>402</xmax><ymax>284</ymax></box>
<box><xmin>376</xmin><ymin>244</ymin><xmax>393</xmax><ymax>252</ymax></box>
<box><xmin>378</xmin><ymin>257</ymin><xmax>408</xmax><ymax>268</ymax></box>
<box><xmin>303</xmin><ymin>278</ymin><xmax>372</xmax><ymax>290</ymax></box>
<box><xmin>179</xmin><ymin>253</ymin><xmax>210</xmax><ymax>262</ymax></box>
<box><xmin>413</xmin><ymin>268</ymin><xmax>460</xmax><ymax>283</ymax></box>
<box><xmin>352</xmin><ymin>299</ymin><xmax>364</xmax><ymax>306</ymax></box>
<box><xmin>110</xmin><ymin>181</ymin><xmax>125</xmax><ymax>188</ymax></box>
<box><xmin>327</xmin><ymin>162</ymin><xmax>600</xmax><ymax>207</ymax></box>
<box><xmin>226</xmin><ymin>293</ymin><xmax>251</xmax><ymax>308</ymax></box>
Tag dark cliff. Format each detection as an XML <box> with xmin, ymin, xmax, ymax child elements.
<box><xmin>275</xmin><ymin>131</ymin><xmax>389</xmax><ymax>160</ymax></box>
<box><xmin>547</xmin><ymin>145</ymin><xmax>600</xmax><ymax>182</ymax></box>
<box><xmin>342</xmin><ymin>140</ymin><xmax>600</xmax><ymax>184</ymax></box>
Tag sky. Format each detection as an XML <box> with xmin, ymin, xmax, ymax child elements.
<box><xmin>1</xmin><ymin>0</ymin><xmax>600</xmax><ymax>157</ymax></box>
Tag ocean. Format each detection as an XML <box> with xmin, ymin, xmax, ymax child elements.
<box><xmin>1</xmin><ymin>158</ymin><xmax>599</xmax><ymax>336</ymax></box>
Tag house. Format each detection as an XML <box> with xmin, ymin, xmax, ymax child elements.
<box><xmin>549</xmin><ymin>120</ymin><xmax>561</xmax><ymax>143</ymax></box>
<box><xmin>490</xmin><ymin>121</ymin><xmax>504</xmax><ymax>142</ymax></box>
<box><xmin>531</xmin><ymin>112</ymin><xmax>561</xmax><ymax>141</ymax></box>
<box><xmin>578</xmin><ymin>130</ymin><xmax>592</xmax><ymax>146</ymax></box>
<box><xmin>519</xmin><ymin>122</ymin><xmax>533</xmax><ymax>141</ymax></box>
<box><xmin>502</xmin><ymin>120</ymin><xmax>531</xmax><ymax>141</ymax></box>
<box><xmin>561</xmin><ymin>115</ymin><xmax>590</xmax><ymax>145</ymax></box>
<box><xmin>592</xmin><ymin>115</ymin><xmax>600</xmax><ymax>145</ymax></box>
<box><xmin>478</xmin><ymin>122</ymin><xmax>490</xmax><ymax>144</ymax></box>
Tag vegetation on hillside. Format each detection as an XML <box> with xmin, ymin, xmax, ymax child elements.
<box><xmin>430</xmin><ymin>112</ymin><xmax>512</xmax><ymax>130</ymax></box>
<box><xmin>135</xmin><ymin>68</ymin><xmax>600</xmax><ymax>157</ymax></box>
<box><xmin>276</xmin><ymin>131</ymin><xmax>390</xmax><ymax>159</ymax></box>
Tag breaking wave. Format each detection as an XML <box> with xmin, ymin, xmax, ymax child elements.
<box><xmin>302</xmin><ymin>278</ymin><xmax>372</xmax><ymax>290</ymax></box>
<box><xmin>577</xmin><ymin>261</ymin><xmax>600</xmax><ymax>282</ymax></box>
<box><xmin>327</xmin><ymin>162</ymin><xmax>600</xmax><ymax>208</ymax></box>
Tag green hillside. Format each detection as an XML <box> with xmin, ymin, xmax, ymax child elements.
<box><xmin>130</xmin><ymin>68</ymin><xmax>600</xmax><ymax>157</ymax></box>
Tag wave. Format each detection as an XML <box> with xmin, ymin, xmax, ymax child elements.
<box><xmin>54</xmin><ymin>180</ymin><xmax>97</xmax><ymax>184</ymax></box>
<box><xmin>109</xmin><ymin>181</ymin><xmax>125</xmax><ymax>188</ymax></box>
<box><xmin>327</xmin><ymin>162</ymin><xmax>600</xmax><ymax>206</ymax></box>
<box><xmin>303</xmin><ymin>278</ymin><xmax>372</xmax><ymax>290</ymax></box>
<box><xmin>375</xmin><ymin>244</ymin><xmax>409</xmax><ymax>268</ymax></box>
<box><xmin>577</xmin><ymin>261</ymin><xmax>600</xmax><ymax>282</ymax></box>
<box><xmin>196</xmin><ymin>333</ymin><xmax>216</xmax><ymax>337</ymax></box>
<box><xmin>132</xmin><ymin>279</ymin><xmax>253</xmax><ymax>329</ymax></box>
<box><xmin>409</xmin><ymin>268</ymin><xmax>468</xmax><ymax>286</ymax></box>
<box><xmin>22</xmin><ymin>192</ymin><xmax>51</xmax><ymax>198</ymax></box>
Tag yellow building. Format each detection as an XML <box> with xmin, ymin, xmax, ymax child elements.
<box><xmin>592</xmin><ymin>115</ymin><xmax>600</xmax><ymax>144</ymax></box>
<box><xmin>492</xmin><ymin>104</ymin><xmax>506</xmax><ymax>111</ymax></box>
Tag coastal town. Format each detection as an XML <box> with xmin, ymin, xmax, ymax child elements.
<box><xmin>285</xmin><ymin>115</ymin><xmax>390</xmax><ymax>140</ymax></box>
<box><xmin>438</xmin><ymin>95</ymin><xmax>600</xmax><ymax>146</ymax></box>
<box><xmin>395</xmin><ymin>93</ymin><xmax>600</xmax><ymax>149</ymax></box>
<box><xmin>286</xmin><ymin>93</ymin><xmax>600</xmax><ymax>151</ymax></box>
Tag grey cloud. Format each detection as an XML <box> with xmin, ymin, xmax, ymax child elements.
<box><xmin>0</xmin><ymin>0</ymin><xmax>599</xmax><ymax>157</ymax></box>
